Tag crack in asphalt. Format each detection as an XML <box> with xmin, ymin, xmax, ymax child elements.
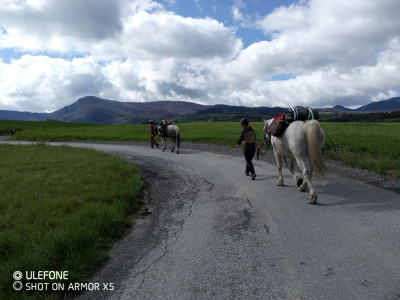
<box><xmin>131</xmin><ymin>164</ymin><xmax>201</xmax><ymax>293</ymax></box>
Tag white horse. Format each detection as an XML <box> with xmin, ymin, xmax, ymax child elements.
<box><xmin>156</xmin><ymin>125</ymin><xmax>181</xmax><ymax>154</ymax></box>
<box><xmin>263</xmin><ymin>119</ymin><xmax>329</xmax><ymax>204</ymax></box>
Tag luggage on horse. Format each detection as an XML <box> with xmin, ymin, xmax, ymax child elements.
<box><xmin>267</xmin><ymin>107</ymin><xmax>319</xmax><ymax>138</ymax></box>
<box><xmin>268</xmin><ymin>113</ymin><xmax>289</xmax><ymax>137</ymax></box>
<box><xmin>157</xmin><ymin>120</ymin><xmax>175</xmax><ymax>137</ymax></box>
<box><xmin>284</xmin><ymin>106</ymin><xmax>320</xmax><ymax>123</ymax></box>
<box><xmin>159</xmin><ymin>119</ymin><xmax>174</xmax><ymax>127</ymax></box>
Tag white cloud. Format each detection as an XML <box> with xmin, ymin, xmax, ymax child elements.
<box><xmin>0</xmin><ymin>55</ymin><xmax>113</xmax><ymax>112</ymax></box>
<box><xmin>118</xmin><ymin>12</ymin><xmax>242</xmax><ymax>60</ymax></box>
<box><xmin>0</xmin><ymin>0</ymin><xmax>400</xmax><ymax>112</ymax></box>
<box><xmin>0</xmin><ymin>0</ymin><xmax>162</xmax><ymax>53</ymax></box>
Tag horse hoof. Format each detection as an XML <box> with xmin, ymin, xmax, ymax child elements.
<box><xmin>171</xmin><ymin>149</ymin><xmax>174</xmax><ymax>152</ymax></box>
<box><xmin>277</xmin><ymin>180</ymin><xmax>284</xmax><ymax>186</ymax></box>
<box><xmin>176</xmin><ymin>151</ymin><xmax>179</xmax><ymax>154</ymax></box>
<box><xmin>299</xmin><ymin>183</ymin><xmax>307</xmax><ymax>192</ymax></box>
<box><xmin>296</xmin><ymin>178</ymin><xmax>303</xmax><ymax>187</ymax></box>
<box><xmin>308</xmin><ymin>195</ymin><xmax>318</xmax><ymax>205</ymax></box>
<box><xmin>162</xmin><ymin>148</ymin><xmax>166</xmax><ymax>152</ymax></box>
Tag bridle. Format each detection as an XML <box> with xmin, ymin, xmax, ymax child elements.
<box><xmin>258</xmin><ymin>123</ymin><xmax>271</xmax><ymax>158</ymax></box>
<box><xmin>259</xmin><ymin>120</ymin><xmax>289</xmax><ymax>167</ymax></box>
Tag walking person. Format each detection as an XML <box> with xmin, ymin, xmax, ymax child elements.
<box><xmin>149</xmin><ymin>120</ymin><xmax>159</xmax><ymax>148</ymax></box>
<box><xmin>236</xmin><ymin>118</ymin><xmax>260</xmax><ymax>180</ymax></box>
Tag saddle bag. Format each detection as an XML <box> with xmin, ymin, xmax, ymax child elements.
<box><xmin>269</xmin><ymin>120</ymin><xmax>289</xmax><ymax>137</ymax></box>
<box><xmin>159</xmin><ymin>119</ymin><xmax>174</xmax><ymax>126</ymax></box>
<box><xmin>284</xmin><ymin>106</ymin><xmax>320</xmax><ymax>123</ymax></box>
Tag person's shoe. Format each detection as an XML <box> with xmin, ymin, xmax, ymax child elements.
<box><xmin>251</xmin><ymin>173</ymin><xmax>257</xmax><ymax>180</ymax></box>
<box><xmin>245</xmin><ymin>171</ymin><xmax>250</xmax><ymax>176</ymax></box>
<box><xmin>156</xmin><ymin>144</ymin><xmax>159</xmax><ymax>149</ymax></box>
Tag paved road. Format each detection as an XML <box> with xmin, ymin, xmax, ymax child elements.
<box><xmin>3</xmin><ymin>141</ymin><xmax>400</xmax><ymax>299</ymax></box>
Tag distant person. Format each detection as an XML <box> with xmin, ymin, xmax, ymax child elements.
<box><xmin>149</xmin><ymin>120</ymin><xmax>159</xmax><ymax>149</ymax></box>
<box><xmin>10</xmin><ymin>129</ymin><xmax>16</xmax><ymax>136</ymax></box>
<box><xmin>236</xmin><ymin>118</ymin><xmax>260</xmax><ymax>180</ymax></box>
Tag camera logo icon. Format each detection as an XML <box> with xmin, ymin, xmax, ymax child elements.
<box><xmin>13</xmin><ymin>271</ymin><xmax>23</xmax><ymax>281</ymax></box>
<box><xmin>13</xmin><ymin>281</ymin><xmax>23</xmax><ymax>291</ymax></box>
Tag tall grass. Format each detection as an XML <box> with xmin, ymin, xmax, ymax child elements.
<box><xmin>0</xmin><ymin>144</ymin><xmax>143</xmax><ymax>299</ymax></box>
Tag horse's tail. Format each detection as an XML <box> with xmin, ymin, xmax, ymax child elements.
<box><xmin>305</xmin><ymin>120</ymin><xmax>330</xmax><ymax>180</ymax></box>
<box><xmin>175</xmin><ymin>126</ymin><xmax>181</xmax><ymax>149</ymax></box>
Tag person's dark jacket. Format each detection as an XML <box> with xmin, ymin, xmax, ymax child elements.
<box><xmin>237</xmin><ymin>126</ymin><xmax>257</xmax><ymax>145</ymax></box>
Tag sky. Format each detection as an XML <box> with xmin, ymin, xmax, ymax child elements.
<box><xmin>0</xmin><ymin>0</ymin><xmax>399</xmax><ymax>112</ymax></box>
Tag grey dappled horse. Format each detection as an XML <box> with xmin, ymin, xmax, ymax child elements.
<box><xmin>156</xmin><ymin>125</ymin><xmax>181</xmax><ymax>154</ymax></box>
<box><xmin>263</xmin><ymin>119</ymin><xmax>330</xmax><ymax>204</ymax></box>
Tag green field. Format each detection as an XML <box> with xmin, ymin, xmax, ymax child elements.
<box><xmin>1</xmin><ymin>119</ymin><xmax>400</xmax><ymax>177</ymax></box>
<box><xmin>321</xmin><ymin>122</ymin><xmax>400</xmax><ymax>177</ymax></box>
<box><xmin>0</xmin><ymin>144</ymin><xmax>143</xmax><ymax>299</ymax></box>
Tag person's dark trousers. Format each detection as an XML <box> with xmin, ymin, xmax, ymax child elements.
<box><xmin>151</xmin><ymin>134</ymin><xmax>159</xmax><ymax>148</ymax></box>
<box><xmin>243</xmin><ymin>143</ymin><xmax>256</xmax><ymax>174</ymax></box>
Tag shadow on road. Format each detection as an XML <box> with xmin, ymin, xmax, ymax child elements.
<box><xmin>318</xmin><ymin>180</ymin><xmax>400</xmax><ymax>212</ymax></box>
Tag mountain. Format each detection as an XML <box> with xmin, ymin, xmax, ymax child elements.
<box><xmin>0</xmin><ymin>110</ymin><xmax>47</xmax><ymax>121</ymax></box>
<box><xmin>0</xmin><ymin>96</ymin><xmax>211</xmax><ymax>124</ymax></box>
<box><xmin>331</xmin><ymin>105</ymin><xmax>352</xmax><ymax>112</ymax></box>
<box><xmin>355</xmin><ymin>97</ymin><xmax>400</xmax><ymax>112</ymax></box>
<box><xmin>47</xmin><ymin>96</ymin><xmax>213</xmax><ymax>123</ymax></box>
<box><xmin>1</xmin><ymin>96</ymin><xmax>400</xmax><ymax>124</ymax></box>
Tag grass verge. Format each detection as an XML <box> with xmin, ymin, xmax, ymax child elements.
<box><xmin>0</xmin><ymin>144</ymin><xmax>143</xmax><ymax>299</ymax></box>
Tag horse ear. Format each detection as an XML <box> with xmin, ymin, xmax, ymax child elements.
<box><xmin>263</xmin><ymin>118</ymin><xmax>266</xmax><ymax>123</ymax></box>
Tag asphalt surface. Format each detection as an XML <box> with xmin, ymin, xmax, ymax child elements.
<box><xmin>2</xmin><ymin>140</ymin><xmax>400</xmax><ymax>300</ymax></box>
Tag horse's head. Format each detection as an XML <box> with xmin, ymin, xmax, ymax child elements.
<box><xmin>262</xmin><ymin>118</ymin><xmax>274</xmax><ymax>133</ymax></box>
<box><xmin>155</xmin><ymin>125</ymin><xmax>163</xmax><ymax>136</ymax></box>
<box><xmin>262</xmin><ymin>118</ymin><xmax>274</xmax><ymax>145</ymax></box>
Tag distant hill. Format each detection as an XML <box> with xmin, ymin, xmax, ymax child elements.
<box><xmin>47</xmin><ymin>96</ymin><xmax>211</xmax><ymax>124</ymax></box>
<box><xmin>354</xmin><ymin>97</ymin><xmax>400</xmax><ymax>112</ymax></box>
<box><xmin>174</xmin><ymin>104</ymin><xmax>287</xmax><ymax>122</ymax></box>
<box><xmin>331</xmin><ymin>105</ymin><xmax>352</xmax><ymax>112</ymax></box>
<box><xmin>0</xmin><ymin>96</ymin><xmax>211</xmax><ymax>124</ymax></box>
<box><xmin>1</xmin><ymin>96</ymin><xmax>400</xmax><ymax>124</ymax></box>
<box><xmin>0</xmin><ymin>110</ymin><xmax>47</xmax><ymax>121</ymax></box>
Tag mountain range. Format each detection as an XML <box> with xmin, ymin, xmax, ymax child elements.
<box><xmin>0</xmin><ymin>96</ymin><xmax>399</xmax><ymax>124</ymax></box>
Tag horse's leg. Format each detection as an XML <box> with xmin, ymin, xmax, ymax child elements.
<box><xmin>289</xmin><ymin>158</ymin><xmax>303</xmax><ymax>187</ymax></box>
<box><xmin>171</xmin><ymin>142</ymin><xmax>175</xmax><ymax>152</ymax></box>
<box><xmin>273</xmin><ymin>147</ymin><xmax>284</xmax><ymax>186</ymax></box>
<box><xmin>296</xmin><ymin>157</ymin><xmax>317</xmax><ymax>204</ymax></box>
<box><xmin>162</xmin><ymin>137</ymin><xmax>166</xmax><ymax>151</ymax></box>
